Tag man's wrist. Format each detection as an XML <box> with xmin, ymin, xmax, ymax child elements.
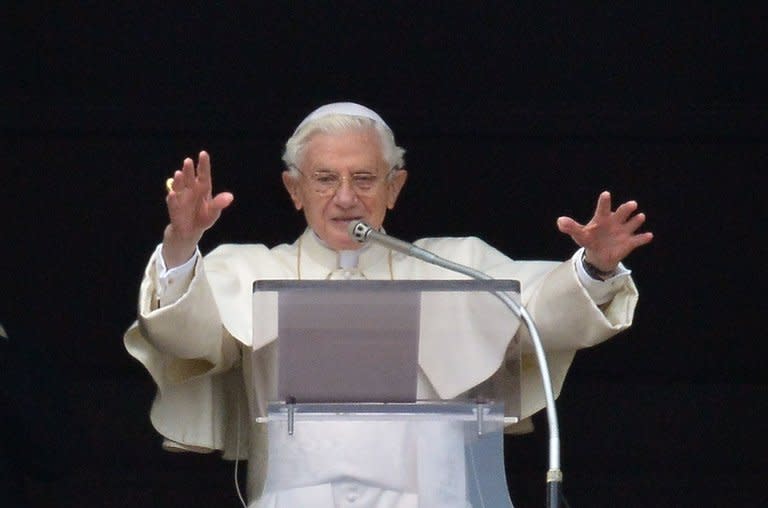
<box><xmin>581</xmin><ymin>251</ymin><xmax>617</xmax><ymax>280</ymax></box>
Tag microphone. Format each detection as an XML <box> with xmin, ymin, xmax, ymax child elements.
<box><xmin>348</xmin><ymin>219</ymin><xmax>564</xmax><ymax>508</ymax></box>
<box><xmin>349</xmin><ymin>220</ymin><xmax>501</xmax><ymax>291</ymax></box>
<box><xmin>349</xmin><ymin>221</ymin><xmax>430</xmax><ymax>259</ymax></box>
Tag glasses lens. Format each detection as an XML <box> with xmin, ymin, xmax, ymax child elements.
<box><xmin>308</xmin><ymin>171</ymin><xmax>384</xmax><ymax>195</ymax></box>
<box><xmin>312</xmin><ymin>172</ymin><xmax>340</xmax><ymax>194</ymax></box>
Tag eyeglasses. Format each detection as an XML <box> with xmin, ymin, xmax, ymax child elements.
<box><xmin>293</xmin><ymin>167</ymin><xmax>394</xmax><ymax>196</ymax></box>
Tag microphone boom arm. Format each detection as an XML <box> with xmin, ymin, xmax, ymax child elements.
<box><xmin>349</xmin><ymin>220</ymin><xmax>564</xmax><ymax>508</ymax></box>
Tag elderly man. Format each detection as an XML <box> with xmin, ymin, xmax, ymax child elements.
<box><xmin>125</xmin><ymin>102</ymin><xmax>652</xmax><ymax>506</ymax></box>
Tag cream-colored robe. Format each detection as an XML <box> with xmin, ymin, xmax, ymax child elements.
<box><xmin>124</xmin><ymin>229</ymin><xmax>637</xmax><ymax>498</ymax></box>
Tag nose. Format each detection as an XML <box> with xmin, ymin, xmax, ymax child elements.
<box><xmin>333</xmin><ymin>177</ymin><xmax>358</xmax><ymax>207</ymax></box>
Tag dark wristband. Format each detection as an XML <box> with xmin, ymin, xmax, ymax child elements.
<box><xmin>581</xmin><ymin>251</ymin><xmax>617</xmax><ymax>280</ymax></box>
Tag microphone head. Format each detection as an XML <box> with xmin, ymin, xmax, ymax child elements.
<box><xmin>349</xmin><ymin>220</ymin><xmax>372</xmax><ymax>243</ymax></box>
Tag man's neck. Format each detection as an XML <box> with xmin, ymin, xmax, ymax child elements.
<box><xmin>310</xmin><ymin>229</ymin><xmax>370</xmax><ymax>269</ymax></box>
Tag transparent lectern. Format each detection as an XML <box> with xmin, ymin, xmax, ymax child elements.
<box><xmin>251</xmin><ymin>280</ymin><xmax>521</xmax><ymax>507</ymax></box>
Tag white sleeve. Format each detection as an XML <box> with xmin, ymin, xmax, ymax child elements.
<box><xmin>572</xmin><ymin>247</ymin><xmax>632</xmax><ymax>305</ymax></box>
<box><xmin>153</xmin><ymin>243</ymin><xmax>201</xmax><ymax>307</ymax></box>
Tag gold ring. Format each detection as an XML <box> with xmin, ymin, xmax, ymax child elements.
<box><xmin>166</xmin><ymin>177</ymin><xmax>174</xmax><ymax>192</ymax></box>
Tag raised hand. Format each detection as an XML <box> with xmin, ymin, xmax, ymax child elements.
<box><xmin>556</xmin><ymin>191</ymin><xmax>653</xmax><ymax>273</ymax></box>
<box><xmin>162</xmin><ymin>151</ymin><xmax>234</xmax><ymax>267</ymax></box>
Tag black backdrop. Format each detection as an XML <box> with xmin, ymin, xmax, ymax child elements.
<box><xmin>2</xmin><ymin>4</ymin><xmax>766</xmax><ymax>507</ymax></box>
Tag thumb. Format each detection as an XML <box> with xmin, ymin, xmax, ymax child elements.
<box><xmin>211</xmin><ymin>192</ymin><xmax>234</xmax><ymax>211</ymax></box>
<box><xmin>556</xmin><ymin>216</ymin><xmax>579</xmax><ymax>235</ymax></box>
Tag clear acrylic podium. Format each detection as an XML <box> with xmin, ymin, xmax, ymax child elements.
<box><xmin>251</xmin><ymin>280</ymin><xmax>521</xmax><ymax>507</ymax></box>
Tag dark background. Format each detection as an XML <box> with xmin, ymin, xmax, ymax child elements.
<box><xmin>2</xmin><ymin>4</ymin><xmax>766</xmax><ymax>507</ymax></box>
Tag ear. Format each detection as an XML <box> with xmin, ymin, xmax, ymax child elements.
<box><xmin>386</xmin><ymin>169</ymin><xmax>408</xmax><ymax>209</ymax></box>
<box><xmin>282</xmin><ymin>171</ymin><xmax>303</xmax><ymax>211</ymax></box>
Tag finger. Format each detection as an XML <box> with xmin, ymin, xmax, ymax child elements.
<box><xmin>165</xmin><ymin>181</ymin><xmax>180</xmax><ymax>208</ymax></box>
<box><xmin>627</xmin><ymin>231</ymin><xmax>654</xmax><ymax>250</ymax></box>
<box><xmin>170</xmin><ymin>170</ymin><xmax>185</xmax><ymax>192</ymax></box>
<box><xmin>166</xmin><ymin>172</ymin><xmax>184</xmax><ymax>200</ymax></box>
<box><xmin>181</xmin><ymin>157</ymin><xmax>196</xmax><ymax>189</ymax></box>
<box><xmin>197</xmin><ymin>151</ymin><xmax>211</xmax><ymax>187</ymax></box>
<box><xmin>614</xmin><ymin>200</ymin><xmax>639</xmax><ymax>223</ymax></box>
<box><xmin>624</xmin><ymin>212</ymin><xmax>647</xmax><ymax>233</ymax></box>
<box><xmin>594</xmin><ymin>191</ymin><xmax>612</xmax><ymax>217</ymax></box>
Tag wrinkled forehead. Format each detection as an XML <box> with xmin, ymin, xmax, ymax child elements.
<box><xmin>301</xmin><ymin>127</ymin><xmax>386</xmax><ymax>170</ymax></box>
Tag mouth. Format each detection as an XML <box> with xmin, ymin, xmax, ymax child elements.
<box><xmin>331</xmin><ymin>216</ymin><xmax>363</xmax><ymax>224</ymax></box>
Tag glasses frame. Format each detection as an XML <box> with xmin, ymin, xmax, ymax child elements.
<box><xmin>292</xmin><ymin>166</ymin><xmax>398</xmax><ymax>197</ymax></box>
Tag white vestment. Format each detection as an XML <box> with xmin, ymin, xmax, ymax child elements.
<box><xmin>124</xmin><ymin>229</ymin><xmax>638</xmax><ymax>505</ymax></box>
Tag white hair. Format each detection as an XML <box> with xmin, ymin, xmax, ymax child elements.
<box><xmin>282</xmin><ymin>114</ymin><xmax>406</xmax><ymax>178</ymax></box>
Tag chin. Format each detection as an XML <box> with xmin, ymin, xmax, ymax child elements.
<box><xmin>322</xmin><ymin>222</ymin><xmax>366</xmax><ymax>250</ymax></box>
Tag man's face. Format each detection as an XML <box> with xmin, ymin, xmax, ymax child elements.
<box><xmin>282</xmin><ymin>127</ymin><xmax>407</xmax><ymax>251</ymax></box>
